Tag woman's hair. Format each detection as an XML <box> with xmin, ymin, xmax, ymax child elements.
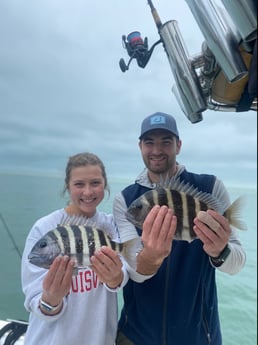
<box><xmin>62</xmin><ymin>152</ymin><xmax>110</xmax><ymax>196</ymax></box>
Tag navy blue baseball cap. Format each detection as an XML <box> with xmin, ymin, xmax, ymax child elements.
<box><xmin>139</xmin><ymin>112</ymin><xmax>179</xmax><ymax>139</ymax></box>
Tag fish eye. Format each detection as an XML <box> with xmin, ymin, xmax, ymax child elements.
<box><xmin>136</xmin><ymin>204</ymin><xmax>143</xmax><ymax>210</ymax></box>
<box><xmin>39</xmin><ymin>241</ymin><xmax>47</xmax><ymax>248</ymax></box>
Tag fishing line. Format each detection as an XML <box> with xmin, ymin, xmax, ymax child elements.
<box><xmin>0</xmin><ymin>212</ymin><xmax>22</xmax><ymax>259</ymax></box>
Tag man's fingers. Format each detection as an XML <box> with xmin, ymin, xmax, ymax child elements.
<box><xmin>197</xmin><ymin>211</ymin><xmax>220</xmax><ymax>233</ymax></box>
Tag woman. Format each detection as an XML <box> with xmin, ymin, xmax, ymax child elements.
<box><xmin>21</xmin><ymin>152</ymin><xmax>129</xmax><ymax>345</ymax></box>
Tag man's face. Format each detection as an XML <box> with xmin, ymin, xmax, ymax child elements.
<box><xmin>139</xmin><ymin>129</ymin><xmax>181</xmax><ymax>176</ymax></box>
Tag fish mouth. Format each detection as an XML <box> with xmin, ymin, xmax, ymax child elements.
<box><xmin>28</xmin><ymin>253</ymin><xmax>52</xmax><ymax>268</ymax></box>
<box><xmin>28</xmin><ymin>252</ymin><xmax>38</xmax><ymax>261</ymax></box>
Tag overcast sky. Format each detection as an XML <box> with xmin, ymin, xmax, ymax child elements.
<box><xmin>0</xmin><ymin>0</ymin><xmax>256</xmax><ymax>188</ymax></box>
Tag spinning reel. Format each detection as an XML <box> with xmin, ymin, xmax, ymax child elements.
<box><xmin>119</xmin><ymin>31</ymin><xmax>161</xmax><ymax>72</ymax></box>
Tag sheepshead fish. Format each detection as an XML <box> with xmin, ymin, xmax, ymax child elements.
<box><xmin>125</xmin><ymin>179</ymin><xmax>247</xmax><ymax>242</ymax></box>
<box><xmin>28</xmin><ymin>224</ymin><xmax>141</xmax><ymax>271</ymax></box>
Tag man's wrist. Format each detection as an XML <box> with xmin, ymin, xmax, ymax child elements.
<box><xmin>136</xmin><ymin>249</ymin><xmax>163</xmax><ymax>275</ymax></box>
<box><xmin>210</xmin><ymin>244</ymin><xmax>231</xmax><ymax>267</ymax></box>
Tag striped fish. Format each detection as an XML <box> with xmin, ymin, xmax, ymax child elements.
<box><xmin>28</xmin><ymin>224</ymin><xmax>141</xmax><ymax>270</ymax></box>
<box><xmin>125</xmin><ymin>180</ymin><xmax>246</xmax><ymax>242</ymax></box>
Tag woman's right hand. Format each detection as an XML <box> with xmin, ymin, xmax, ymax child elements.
<box><xmin>41</xmin><ymin>256</ymin><xmax>74</xmax><ymax>308</ymax></box>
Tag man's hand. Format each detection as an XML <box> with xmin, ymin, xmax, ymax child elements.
<box><xmin>193</xmin><ymin>209</ymin><xmax>231</xmax><ymax>257</ymax></box>
<box><xmin>137</xmin><ymin>205</ymin><xmax>177</xmax><ymax>275</ymax></box>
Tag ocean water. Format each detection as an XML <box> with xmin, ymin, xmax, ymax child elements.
<box><xmin>0</xmin><ymin>172</ymin><xmax>256</xmax><ymax>345</ymax></box>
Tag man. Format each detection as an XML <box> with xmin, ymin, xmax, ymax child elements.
<box><xmin>114</xmin><ymin>112</ymin><xmax>246</xmax><ymax>345</ymax></box>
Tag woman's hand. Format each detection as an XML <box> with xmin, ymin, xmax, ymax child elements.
<box><xmin>41</xmin><ymin>255</ymin><xmax>74</xmax><ymax>312</ymax></box>
<box><xmin>91</xmin><ymin>247</ymin><xmax>123</xmax><ymax>289</ymax></box>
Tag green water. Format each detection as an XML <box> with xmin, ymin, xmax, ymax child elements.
<box><xmin>0</xmin><ymin>173</ymin><xmax>256</xmax><ymax>344</ymax></box>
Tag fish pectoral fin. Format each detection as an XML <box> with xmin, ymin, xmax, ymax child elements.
<box><xmin>122</xmin><ymin>237</ymin><xmax>143</xmax><ymax>270</ymax></box>
<box><xmin>197</xmin><ymin>211</ymin><xmax>220</xmax><ymax>233</ymax></box>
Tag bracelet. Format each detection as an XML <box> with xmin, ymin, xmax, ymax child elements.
<box><xmin>39</xmin><ymin>298</ymin><xmax>62</xmax><ymax>313</ymax></box>
<box><xmin>210</xmin><ymin>244</ymin><xmax>231</xmax><ymax>267</ymax></box>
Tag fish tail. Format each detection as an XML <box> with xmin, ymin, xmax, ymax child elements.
<box><xmin>225</xmin><ymin>196</ymin><xmax>247</xmax><ymax>231</ymax></box>
<box><xmin>122</xmin><ymin>238</ymin><xmax>143</xmax><ymax>269</ymax></box>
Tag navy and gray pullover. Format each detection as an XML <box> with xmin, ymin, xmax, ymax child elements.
<box><xmin>114</xmin><ymin>167</ymin><xmax>246</xmax><ymax>345</ymax></box>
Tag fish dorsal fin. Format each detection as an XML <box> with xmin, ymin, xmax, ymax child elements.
<box><xmin>158</xmin><ymin>173</ymin><xmax>172</xmax><ymax>188</ymax></box>
<box><xmin>59</xmin><ymin>213</ymin><xmax>114</xmax><ymax>238</ymax></box>
<box><xmin>59</xmin><ymin>214</ymin><xmax>96</xmax><ymax>227</ymax></box>
<box><xmin>158</xmin><ymin>175</ymin><xmax>200</xmax><ymax>193</ymax></box>
<box><xmin>160</xmin><ymin>177</ymin><xmax>224</xmax><ymax>214</ymax></box>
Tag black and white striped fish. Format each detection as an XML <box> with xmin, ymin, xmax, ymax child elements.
<box><xmin>28</xmin><ymin>224</ymin><xmax>141</xmax><ymax>270</ymax></box>
<box><xmin>125</xmin><ymin>180</ymin><xmax>246</xmax><ymax>242</ymax></box>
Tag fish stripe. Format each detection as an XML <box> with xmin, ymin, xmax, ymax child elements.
<box><xmin>154</xmin><ymin>188</ymin><xmax>168</xmax><ymax>207</ymax></box>
<box><xmin>181</xmin><ymin>192</ymin><xmax>190</xmax><ymax>241</ymax></box>
<box><xmin>110</xmin><ymin>240</ymin><xmax>117</xmax><ymax>251</ymax></box>
<box><xmin>70</xmin><ymin>225</ymin><xmax>84</xmax><ymax>266</ymax></box>
<box><xmin>86</xmin><ymin>226</ymin><xmax>96</xmax><ymax>258</ymax></box>
<box><xmin>153</xmin><ymin>190</ymin><xmax>159</xmax><ymax>206</ymax></box>
<box><xmin>57</xmin><ymin>226</ymin><xmax>71</xmax><ymax>255</ymax></box>
<box><xmin>52</xmin><ymin>228</ymin><xmax>65</xmax><ymax>254</ymax></box>
<box><xmin>66</xmin><ymin>226</ymin><xmax>77</xmax><ymax>257</ymax></box>
<box><xmin>106</xmin><ymin>233</ymin><xmax>118</xmax><ymax>251</ymax></box>
<box><xmin>47</xmin><ymin>229</ymin><xmax>59</xmax><ymax>243</ymax></box>
<box><xmin>79</xmin><ymin>225</ymin><xmax>90</xmax><ymax>266</ymax></box>
<box><xmin>97</xmin><ymin>228</ymin><xmax>109</xmax><ymax>247</ymax></box>
<box><xmin>171</xmin><ymin>190</ymin><xmax>184</xmax><ymax>238</ymax></box>
<box><xmin>110</xmin><ymin>236</ymin><xmax>123</xmax><ymax>252</ymax></box>
<box><xmin>186</xmin><ymin>194</ymin><xmax>197</xmax><ymax>239</ymax></box>
<box><xmin>165</xmin><ymin>188</ymin><xmax>174</xmax><ymax>209</ymax></box>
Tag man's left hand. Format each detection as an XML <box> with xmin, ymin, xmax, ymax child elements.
<box><xmin>193</xmin><ymin>209</ymin><xmax>231</xmax><ymax>257</ymax></box>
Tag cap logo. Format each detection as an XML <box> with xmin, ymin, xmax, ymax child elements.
<box><xmin>150</xmin><ymin>115</ymin><xmax>166</xmax><ymax>125</ymax></box>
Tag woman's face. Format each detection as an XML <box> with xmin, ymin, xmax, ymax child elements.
<box><xmin>68</xmin><ymin>165</ymin><xmax>105</xmax><ymax>218</ymax></box>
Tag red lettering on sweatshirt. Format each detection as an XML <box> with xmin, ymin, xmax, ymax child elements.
<box><xmin>71</xmin><ymin>269</ymin><xmax>100</xmax><ymax>293</ymax></box>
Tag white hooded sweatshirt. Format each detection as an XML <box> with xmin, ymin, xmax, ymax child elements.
<box><xmin>21</xmin><ymin>209</ymin><xmax>131</xmax><ymax>345</ymax></box>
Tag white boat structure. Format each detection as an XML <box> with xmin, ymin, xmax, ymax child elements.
<box><xmin>0</xmin><ymin>319</ymin><xmax>27</xmax><ymax>345</ymax></box>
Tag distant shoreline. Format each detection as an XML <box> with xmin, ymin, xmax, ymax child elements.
<box><xmin>0</xmin><ymin>170</ymin><xmax>256</xmax><ymax>191</ymax></box>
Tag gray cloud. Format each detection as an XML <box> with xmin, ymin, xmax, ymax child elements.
<box><xmin>0</xmin><ymin>0</ymin><xmax>256</xmax><ymax>187</ymax></box>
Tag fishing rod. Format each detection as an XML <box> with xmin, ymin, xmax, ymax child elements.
<box><xmin>147</xmin><ymin>0</ymin><xmax>162</xmax><ymax>30</ymax></box>
<box><xmin>0</xmin><ymin>212</ymin><xmax>22</xmax><ymax>259</ymax></box>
